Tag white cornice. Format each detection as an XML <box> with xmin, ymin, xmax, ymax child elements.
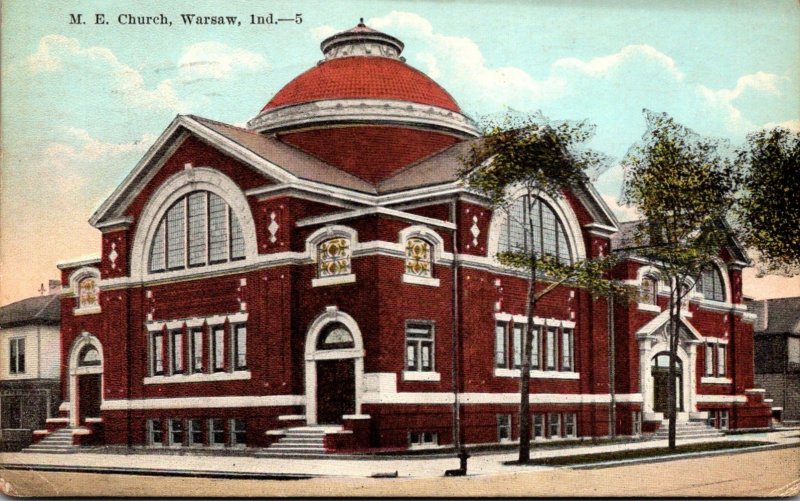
<box><xmin>57</xmin><ymin>255</ymin><xmax>101</xmax><ymax>270</ymax></box>
<box><xmin>247</xmin><ymin>99</ymin><xmax>479</xmax><ymax>138</ymax></box>
<box><xmin>95</xmin><ymin>216</ymin><xmax>134</xmax><ymax>231</ymax></box>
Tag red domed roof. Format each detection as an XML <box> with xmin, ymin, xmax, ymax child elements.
<box><xmin>262</xmin><ymin>56</ymin><xmax>461</xmax><ymax>113</ymax></box>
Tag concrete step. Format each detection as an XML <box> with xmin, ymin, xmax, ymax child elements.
<box><xmin>269</xmin><ymin>443</ymin><xmax>326</xmax><ymax>450</ymax></box>
<box><xmin>255</xmin><ymin>452</ymin><xmax>331</xmax><ymax>458</ymax></box>
<box><xmin>278</xmin><ymin>438</ymin><xmax>326</xmax><ymax>445</ymax></box>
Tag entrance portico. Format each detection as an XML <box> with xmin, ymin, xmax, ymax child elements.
<box><xmin>637</xmin><ymin>311</ymin><xmax>702</xmax><ymax>420</ymax></box>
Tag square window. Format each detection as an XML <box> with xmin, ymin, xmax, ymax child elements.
<box><xmin>495</xmin><ymin>321</ymin><xmax>508</xmax><ymax>369</ymax></box>
<box><xmin>546</xmin><ymin>328</ymin><xmax>557</xmax><ymax>370</ymax></box>
<box><xmin>561</xmin><ymin>329</ymin><xmax>574</xmax><ymax>371</ymax></box>
<box><xmin>548</xmin><ymin>413</ymin><xmax>561</xmax><ymax>438</ymax></box>
<box><xmin>719</xmin><ymin>410</ymin><xmax>729</xmax><ymax>430</ymax></box>
<box><xmin>533</xmin><ymin>413</ymin><xmax>544</xmax><ymax>438</ymax></box>
<box><xmin>188</xmin><ymin>418</ymin><xmax>203</xmax><ymax>446</ymax></box>
<box><xmin>168</xmin><ymin>418</ymin><xmax>184</xmax><ymax>446</ymax></box>
<box><xmin>147</xmin><ymin>419</ymin><xmax>162</xmax><ymax>446</ymax></box>
<box><xmin>170</xmin><ymin>330</ymin><xmax>184</xmax><ymax>374</ymax></box>
<box><xmin>212</xmin><ymin>327</ymin><xmax>225</xmax><ymax>372</ymax></box>
<box><xmin>190</xmin><ymin>327</ymin><xmax>204</xmax><ymax>373</ymax></box>
<box><xmin>405</xmin><ymin>238</ymin><xmax>433</xmax><ymax>278</ymax></box>
<box><xmin>9</xmin><ymin>338</ymin><xmax>25</xmax><ymax>374</ymax></box>
<box><xmin>231</xmin><ymin>419</ymin><xmax>246</xmax><ymax>447</ymax></box>
<box><xmin>151</xmin><ymin>333</ymin><xmax>164</xmax><ymax>376</ymax></box>
<box><xmin>512</xmin><ymin>324</ymin><xmax>523</xmax><ymax>369</ymax></box>
<box><xmin>233</xmin><ymin>324</ymin><xmax>247</xmax><ymax>370</ymax></box>
<box><xmin>564</xmin><ymin>413</ymin><xmax>576</xmax><ymax>438</ymax></box>
<box><xmin>497</xmin><ymin>414</ymin><xmax>512</xmax><ymax>442</ymax></box>
<box><xmin>209</xmin><ymin>418</ymin><xmax>225</xmax><ymax>446</ymax></box>
<box><xmin>406</xmin><ymin>323</ymin><xmax>434</xmax><ymax>372</ymax></box>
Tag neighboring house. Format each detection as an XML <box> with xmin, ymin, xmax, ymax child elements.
<box><xmin>748</xmin><ymin>297</ymin><xmax>800</xmax><ymax>423</ymax></box>
<box><xmin>0</xmin><ymin>292</ymin><xmax>61</xmax><ymax>451</ymax></box>
<box><xmin>54</xmin><ymin>21</ymin><xmax>771</xmax><ymax>453</ymax></box>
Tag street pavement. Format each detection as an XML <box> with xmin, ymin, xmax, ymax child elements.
<box><xmin>1</xmin><ymin>429</ymin><xmax>797</xmax><ymax>479</ymax></box>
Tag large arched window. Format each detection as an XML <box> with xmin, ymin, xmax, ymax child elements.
<box><xmin>149</xmin><ymin>191</ymin><xmax>245</xmax><ymax>273</ymax></box>
<box><xmin>696</xmin><ymin>266</ymin><xmax>725</xmax><ymax>302</ymax></box>
<box><xmin>498</xmin><ymin>196</ymin><xmax>572</xmax><ymax>264</ymax></box>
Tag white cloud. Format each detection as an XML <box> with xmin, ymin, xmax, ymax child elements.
<box><xmin>696</xmin><ymin>71</ymin><xmax>787</xmax><ymax>133</ymax></box>
<box><xmin>177</xmin><ymin>42</ymin><xmax>267</xmax><ymax>81</ymax></box>
<box><xmin>24</xmin><ymin>34</ymin><xmax>183</xmax><ymax>112</ymax></box>
<box><xmin>602</xmin><ymin>195</ymin><xmax>640</xmax><ymax>223</ymax></box>
<box><xmin>554</xmin><ymin>44</ymin><xmax>684</xmax><ymax>82</ymax></box>
<box><xmin>310</xmin><ymin>25</ymin><xmax>338</xmax><ymax>41</ymax></box>
<box><xmin>761</xmin><ymin>119</ymin><xmax>800</xmax><ymax>133</ymax></box>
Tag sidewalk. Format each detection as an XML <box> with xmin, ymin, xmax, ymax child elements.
<box><xmin>1</xmin><ymin>430</ymin><xmax>798</xmax><ymax>479</ymax></box>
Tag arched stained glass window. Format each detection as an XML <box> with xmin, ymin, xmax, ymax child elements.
<box><xmin>78</xmin><ymin>345</ymin><xmax>101</xmax><ymax>367</ymax></box>
<box><xmin>78</xmin><ymin>277</ymin><xmax>99</xmax><ymax>308</ymax></box>
<box><xmin>498</xmin><ymin>196</ymin><xmax>572</xmax><ymax>264</ymax></box>
<box><xmin>318</xmin><ymin>238</ymin><xmax>351</xmax><ymax>278</ymax></box>
<box><xmin>149</xmin><ymin>191</ymin><xmax>245</xmax><ymax>273</ymax></box>
<box><xmin>405</xmin><ymin>238</ymin><xmax>432</xmax><ymax>278</ymax></box>
<box><xmin>317</xmin><ymin>323</ymin><xmax>355</xmax><ymax>350</ymax></box>
<box><xmin>696</xmin><ymin>266</ymin><xmax>725</xmax><ymax>302</ymax></box>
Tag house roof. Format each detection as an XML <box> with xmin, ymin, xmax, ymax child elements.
<box><xmin>0</xmin><ymin>295</ymin><xmax>60</xmax><ymax>328</ymax></box>
<box><xmin>749</xmin><ymin>297</ymin><xmax>800</xmax><ymax>334</ymax></box>
<box><xmin>191</xmin><ymin>116</ymin><xmax>378</xmax><ymax>194</ymax></box>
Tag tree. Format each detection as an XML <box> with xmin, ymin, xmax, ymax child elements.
<box><xmin>460</xmin><ymin>112</ymin><xmax>630</xmax><ymax>463</ymax></box>
<box><xmin>621</xmin><ymin>110</ymin><xmax>738</xmax><ymax>449</ymax></box>
<box><xmin>734</xmin><ymin>127</ymin><xmax>800</xmax><ymax>275</ymax></box>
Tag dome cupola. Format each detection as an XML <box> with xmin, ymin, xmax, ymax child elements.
<box><xmin>247</xmin><ymin>20</ymin><xmax>478</xmax><ymax>183</ymax></box>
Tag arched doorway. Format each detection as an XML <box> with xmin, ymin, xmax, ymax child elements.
<box><xmin>304</xmin><ymin>307</ymin><xmax>365</xmax><ymax>425</ymax></box>
<box><xmin>315</xmin><ymin>323</ymin><xmax>356</xmax><ymax>424</ymax></box>
<box><xmin>68</xmin><ymin>333</ymin><xmax>104</xmax><ymax>427</ymax></box>
<box><xmin>651</xmin><ymin>352</ymin><xmax>683</xmax><ymax>413</ymax></box>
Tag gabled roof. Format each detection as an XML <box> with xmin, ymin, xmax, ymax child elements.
<box><xmin>749</xmin><ymin>297</ymin><xmax>800</xmax><ymax>334</ymax></box>
<box><xmin>610</xmin><ymin>219</ymin><xmax>749</xmax><ymax>266</ymax></box>
<box><xmin>0</xmin><ymin>295</ymin><xmax>60</xmax><ymax>328</ymax></box>
<box><xmin>90</xmin><ymin>115</ymin><xmax>378</xmax><ymax>226</ymax></box>
<box><xmin>635</xmin><ymin>309</ymin><xmax>703</xmax><ymax>341</ymax></box>
<box><xmin>377</xmin><ymin>140</ymin><xmax>473</xmax><ymax>194</ymax></box>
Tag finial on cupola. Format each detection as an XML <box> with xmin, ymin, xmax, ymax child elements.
<box><xmin>359</xmin><ymin>17</ymin><xmax>365</xmax><ymax>26</ymax></box>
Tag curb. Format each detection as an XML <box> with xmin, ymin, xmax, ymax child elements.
<box><xmin>0</xmin><ymin>463</ymin><xmax>315</xmax><ymax>480</ymax></box>
<box><xmin>565</xmin><ymin>441</ymin><xmax>799</xmax><ymax>470</ymax></box>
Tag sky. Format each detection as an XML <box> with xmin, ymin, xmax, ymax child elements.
<box><xmin>1</xmin><ymin>0</ymin><xmax>798</xmax><ymax>305</ymax></box>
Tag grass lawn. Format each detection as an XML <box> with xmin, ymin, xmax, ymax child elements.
<box><xmin>510</xmin><ymin>440</ymin><xmax>773</xmax><ymax>466</ymax></box>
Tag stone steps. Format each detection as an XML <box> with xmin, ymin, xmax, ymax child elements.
<box><xmin>652</xmin><ymin>420</ymin><xmax>725</xmax><ymax>440</ymax></box>
<box><xmin>23</xmin><ymin>428</ymin><xmax>80</xmax><ymax>454</ymax></box>
<box><xmin>256</xmin><ymin>426</ymin><xmax>339</xmax><ymax>458</ymax></box>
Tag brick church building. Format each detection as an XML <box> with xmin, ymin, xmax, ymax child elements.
<box><xmin>51</xmin><ymin>21</ymin><xmax>771</xmax><ymax>453</ymax></box>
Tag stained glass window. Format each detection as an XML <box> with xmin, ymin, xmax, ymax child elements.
<box><xmin>149</xmin><ymin>191</ymin><xmax>246</xmax><ymax>273</ymax></box>
<box><xmin>405</xmin><ymin>238</ymin><xmax>432</xmax><ymax>278</ymax></box>
<box><xmin>318</xmin><ymin>238</ymin><xmax>351</xmax><ymax>277</ymax></box>
<box><xmin>498</xmin><ymin>196</ymin><xmax>572</xmax><ymax>265</ymax></box>
<box><xmin>78</xmin><ymin>277</ymin><xmax>99</xmax><ymax>308</ymax></box>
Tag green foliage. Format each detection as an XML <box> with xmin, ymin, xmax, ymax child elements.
<box><xmin>497</xmin><ymin>252</ymin><xmax>635</xmax><ymax>302</ymax></box>
<box><xmin>621</xmin><ymin>110</ymin><xmax>738</xmax><ymax>288</ymax></box>
<box><xmin>734</xmin><ymin>127</ymin><xmax>800</xmax><ymax>274</ymax></box>
<box><xmin>460</xmin><ymin>112</ymin><xmax>605</xmax><ymax>210</ymax></box>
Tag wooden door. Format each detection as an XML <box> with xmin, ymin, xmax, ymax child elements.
<box><xmin>316</xmin><ymin>359</ymin><xmax>355</xmax><ymax>424</ymax></box>
<box><xmin>652</xmin><ymin>370</ymin><xmax>670</xmax><ymax>413</ymax></box>
<box><xmin>78</xmin><ymin>374</ymin><xmax>101</xmax><ymax>422</ymax></box>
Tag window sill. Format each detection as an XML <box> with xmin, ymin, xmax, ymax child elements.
<box><xmin>701</xmin><ymin>376</ymin><xmax>732</xmax><ymax>385</ymax></box>
<box><xmin>74</xmin><ymin>305</ymin><xmax>102</xmax><ymax>316</ymax></box>
<box><xmin>403</xmin><ymin>371</ymin><xmax>441</xmax><ymax>382</ymax></box>
<box><xmin>637</xmin><ymin>303</ymin><xmax>661</xmax><ymax>313</ymax></box>
<box><xmin>312</xmin><ymin>274</ymin><xmax>356</xmax><ymax>288</ymax></box>
<box><xmin>494</xmin><ymin>368</ymin><xmax>580</xmax><ymax>379</ymax></box>
<box><xmin>143</xmin><ymin>370</ymin><xmax>251</xmax><ymax>385</ymax></box>
<box><xmin>401</xmin><ymin>274</ymin><xmax>440</xmax><ymax>287</ymax></box>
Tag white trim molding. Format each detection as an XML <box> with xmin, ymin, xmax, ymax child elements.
<box><xmin>304</xmin><ymin>306</ymin><xmax>365</xmax><ymax>424</ymax></box>
<box><xmin>101</xmin><ymin>394</ymin><xmax>304</xmax><ymax>410</ymax></box>
<box><xmin>700</xmin><ymin>376</ymin><xmax>733</xmax><ymax>385</ymax></box>
<box><xmin>695</xmin><ymin>394</ymin><xmax>747</xmax><ymax>404</ymax></box>
<box><xmin>402</xmin><ymin>371</ymin><xmax>441</xmax><ymax>382</ymax></box>
<box><xmin>144</xmin><ymin>370</ymin><xmax>251</xmax><ymax>385</ymax></box>
<box><xmin>494</xmin><ymin>369</ymin><xmax>580</xmax><ymax>380</ymax></box>
<box><xmin>129</xmin><ymin>167</ymin><xmax>259</xmax><ymax>280</ymax></box>
<box><xmin>247</xmin><ymin>98</ymin><xmax>480</xmax><ymax>138</ymax></box>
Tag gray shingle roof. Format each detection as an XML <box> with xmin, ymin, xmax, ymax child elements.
<box><xmin>749</xmin><ymin>297</ymin><xmax>800</xmax><ymax>334</ymax></box>
<box><xmin>0</xmin><ymin>295</ymin><xmax>60</xmax><ymax>328</ymax></box>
